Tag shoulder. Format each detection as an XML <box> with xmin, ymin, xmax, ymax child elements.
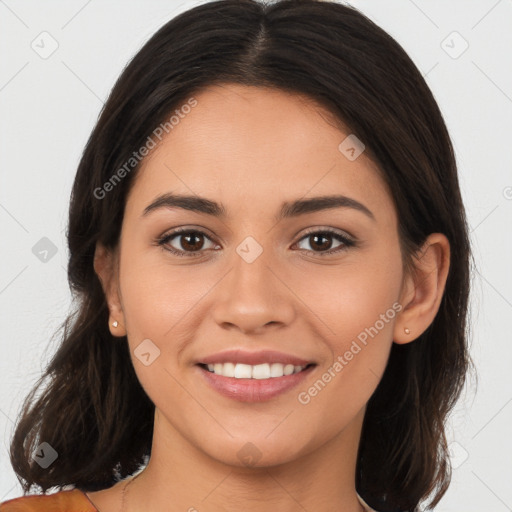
<box><xmin>0</xmin><ymin>489</ymin><xmax>97</xmax><ymax>512</ymax></box>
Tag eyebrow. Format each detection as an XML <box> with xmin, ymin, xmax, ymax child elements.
<box><xmin>141</xmin><ymin>193</ymin><xmax>375</xmax><ymax>222</ymax></box>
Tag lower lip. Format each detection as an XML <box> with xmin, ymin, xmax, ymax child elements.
<box><xmin>196</xmin><ymin>364</ymin><xmax>316</xmax><ymax>402</ymax></box>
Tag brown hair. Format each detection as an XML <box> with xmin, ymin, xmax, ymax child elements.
<box><xmin>7</xmin><ymin>1</ymin><xmax>473</xmax><ymax>510</ymax></box>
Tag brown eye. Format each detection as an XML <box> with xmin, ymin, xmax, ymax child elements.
<box><xmin>177</xmin><ymin>232</ymin><xmax>205</xmax><ymax>251</ymax></box>
<box><xmin>308</xmin><ymin>233</ymin><xmax>334</xmax><ymax>251</ymax></box>
<box><xmin>295</xmin><ymin>229</ymin><xmax>354</xmax><ymax>255</ymax></box>
<box><xmin>158</xmin><ymin>229</ymin><xmax>219</xmax><ymax>257</ymax></box>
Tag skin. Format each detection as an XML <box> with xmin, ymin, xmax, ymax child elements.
<box><xmin>90</xmin><ymin>83</ymin><xmax>450</xmax><ymax>512</ymax></box>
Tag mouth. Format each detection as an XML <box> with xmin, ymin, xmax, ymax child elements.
<box><xmin>195</xmin><ymin>362</ymin><xmax>317</xmax><ymax>402</ymax></box>
<box><xmin>197</xmin><ymin>362</ymin><xmax>316</xmax><ymax>379</ymax></box>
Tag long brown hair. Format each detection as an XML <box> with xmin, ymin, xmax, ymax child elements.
<box><xmin>7</xmin><ymin>1</ymin><xmax>473</xmax><ymax>510</ymax></box>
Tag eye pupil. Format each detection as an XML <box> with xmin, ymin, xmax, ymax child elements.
<box><xmin>181</xmin><ymin>232</ymin><xmax>204</xmax><ymax>251</ymax></box>
<box><xmin>310</xmin><ymin>233</ymin><xmax>332</xmax><ymax>251</ymax></box>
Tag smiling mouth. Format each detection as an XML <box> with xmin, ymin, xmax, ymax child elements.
<box><xmin>197</xmin><ymin>362</ymin><xmax>316</xmax><ymax>379</ymax></box>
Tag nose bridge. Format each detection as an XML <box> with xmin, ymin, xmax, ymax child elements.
<box><xmin>211</xmin><ymin>234</ymin><xmax>295</xmax><ymax>332</ymax></box>
<box><xmin>233</xmin><ymin>238</ymin><xmax>273</xmax><ymax>297</ymax></box>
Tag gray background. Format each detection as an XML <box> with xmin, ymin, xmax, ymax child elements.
<box><xmin>1</xmin><ymin>1</ymin><xmax>511</xmax><ymax>510</ymax></box>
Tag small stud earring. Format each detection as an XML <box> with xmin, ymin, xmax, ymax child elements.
<box><xmin>112</xmin><ymin>321</ymin><xmax>118</xmax><ymax>328</ymax></box>
<box><xmin>404</xmin><ymin>327</ymin><xmax>410</xmax><ymax>334</ymax></box>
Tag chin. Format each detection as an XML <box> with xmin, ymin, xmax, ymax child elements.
<box><xmin>199</xmin><ymin>430</ymin><xmax>318</xmax><ymax>470</ymax></box>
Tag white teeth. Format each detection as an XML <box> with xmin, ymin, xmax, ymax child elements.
<box><xmin>252</xmin><ymin>363</ymin><xmax>270</xmax><ymax>379</ymax></box>
<box><xmin>222</xmin><ymin>362</ymin><xmax>235</xmax><ymax>377</ymax></box>
<box><xmin>204</xmin><ymin>362</ymin><xmax>307</xmax><ymax>378</ymax></box>
<box><xmin>270</xmin><ymin>363</ymin><xmax>284</xmax><ymax>377</ymax></box>
<box><xmin>234</xmin><ymin>363</ymin><xmax>252</xmax><ymax>379</ymax></box>
<box><xmin>284</xmin><ymin>364</ymin><xmax>295</xmax><ymax>375</ymax></box>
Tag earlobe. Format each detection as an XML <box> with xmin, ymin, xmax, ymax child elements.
<box><xmin>393</xmin><ymin>233</ymin><xmax>450</xmax><ymax>344</ymax></box>
<box><xmin>93</xmin><ymin>243</ymin><xmax>127</xmax><ymax>337</ymax></box>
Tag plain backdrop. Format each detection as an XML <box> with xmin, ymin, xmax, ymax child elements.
<box><xmin>1</xmin><ymin>1</ymin><xmax>511</xmax><ymax>510</ymax></box>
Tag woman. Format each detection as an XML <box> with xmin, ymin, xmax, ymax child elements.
<box><xmin>0</xmin><ymin>0</ymin><xmax>472</xmax><ymax>511</ymax></box>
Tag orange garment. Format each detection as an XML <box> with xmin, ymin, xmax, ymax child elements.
<box><xmin>0</xmin><ymin>489</ymin><xmax>97</xmax><ymax>512</ymax></box>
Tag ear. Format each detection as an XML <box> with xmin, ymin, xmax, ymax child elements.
<box><xmin>393</xmin><ymin>233</ymin><xmax>450</xmax><ymax>344</ymax></box>
<box><xmin>93</xmin><ymin>242</ymin><xmax>127</xmax><ymax>337</ymax></box>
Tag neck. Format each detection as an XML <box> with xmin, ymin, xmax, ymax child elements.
<box><xmin>125</xmin><ymin>407</ymin><xmax>367</xmax><ymax>512</ymax></box>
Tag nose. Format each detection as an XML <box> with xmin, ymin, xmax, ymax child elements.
<box><xmin>210</xmin><ymin>244</ymin><xmax>296</xmax><ymax>335</ymax></box>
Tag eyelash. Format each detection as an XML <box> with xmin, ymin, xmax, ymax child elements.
<box><xmin>156</xmin><ymin>226</ymin><xmax>356</xmax><ymax>258</ymax></box>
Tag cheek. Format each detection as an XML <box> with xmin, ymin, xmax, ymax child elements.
<box><xmin>117</xmin><ymin>244</ymin><xmax>223</xmax><ymax>397</ymax></box>
<box><xmin>293</xmin><ymin>249</ymin><xmax>402</xmax><ymax>401</ymax></box>
<box><xmin>117</xmin><ymin>248</ymin><xmax>202</xmax><ymax>404</ymax></box>
<box><xmin>118</xmin><ymin>240</ymin><xmax>203</xmax><ymax>335</ymax></box>
<box><xmin>298</xmin><ymin>248</ymin><xmax>403</xmax><ymax>351</ymax></box>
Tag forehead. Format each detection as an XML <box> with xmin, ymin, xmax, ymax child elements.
<box><xmin>126</xmin><ymin>84</ymin><xmax>394</xmax><ymax>222</ymax></box>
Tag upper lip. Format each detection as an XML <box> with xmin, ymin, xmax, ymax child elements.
<box><xmin>197</xmin><ymin>349</ymin><xmax>314</xmax><ymax>367</ymax></box>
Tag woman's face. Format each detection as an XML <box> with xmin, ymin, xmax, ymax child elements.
<box><xmin>111</xmin><ymin>84</ymin><xmax>408</xmax><ymax>467</ymax></box>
